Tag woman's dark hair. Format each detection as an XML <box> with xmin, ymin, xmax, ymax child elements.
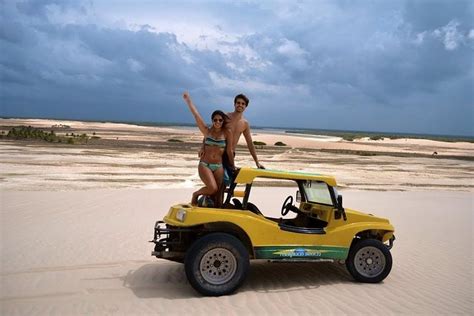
<box><xmin>234</xmin><ymin>93</ymin><xmax>249</xmax><ymax>107</ymax></box>
<box><xmin>211</xmin><ymin>110</ymin><xmax>229</xmax><ymax>126</ymax></box>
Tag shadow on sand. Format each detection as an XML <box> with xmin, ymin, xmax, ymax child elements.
<box><xmin>123</xmin><ymin>260</ymin><xmax>353</xmax><ymax>299</ymax></box>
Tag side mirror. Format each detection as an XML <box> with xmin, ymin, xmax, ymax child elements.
<box><xmin>296</xmin><ymin>190</ymin><xmax>301</xmax><ymax>203</ymax></box>
<box><xmin>337</xmin><ymin>194</ymin><xmax>347</xmax><ymax>221</ymax></box>
<box><xmin>337</xmin><ymin>195</ymin><xmax>343</xmax><ymax>209</ymax></box>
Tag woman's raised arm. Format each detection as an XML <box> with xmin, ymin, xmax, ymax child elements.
<box><xmin>183</xmin><ymin>92</ymin><xmax>208</xmax><ymax>135</ymax></box>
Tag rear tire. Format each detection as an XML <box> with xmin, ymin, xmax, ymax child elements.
<box><xmin>346</xmin><ymin>239</ymin><xmax>392</xmax><ymax>283</ymax></box>
<box><xmin>184</xmin><ymin>233</ymin><xmax>249</xmax><ymax>296</ymax></box>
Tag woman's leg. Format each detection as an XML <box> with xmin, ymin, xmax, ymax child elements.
<box><xmin>212</xmin><ymin>167</ymin><xmax>225</xmax><ymax>207</ymax></box>
<box><xmin>191</xmin><ymin>163</ymin><xmax>219</xmax><ymax>205</ymax></box>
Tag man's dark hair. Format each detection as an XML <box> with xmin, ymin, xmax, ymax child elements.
<box><xmin>234</xmin><ymin>94</ymin><xmax>249</xmax><ymax>107</ymax></box>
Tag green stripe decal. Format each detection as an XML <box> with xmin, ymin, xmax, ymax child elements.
<box><xmin>254</xmin><ymin>245</ymin><xmax>348</xmax><ymax>260</ymax></box>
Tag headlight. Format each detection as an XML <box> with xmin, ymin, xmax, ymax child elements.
<box><xmin>176</xmin><ymin>209</ymin><xmax>187</xmax><ymax>222</ymax></box>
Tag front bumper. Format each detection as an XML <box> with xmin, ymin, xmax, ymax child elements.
<box><xmin>150</xmin><ymin>221</ymin><xmax>195</xmax><ymax>261</ymax></box>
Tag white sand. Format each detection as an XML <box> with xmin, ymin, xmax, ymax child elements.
<box><xmin>1</xmin><ymin>189</ymin><xmax>472</xmax><ymax>315</ymax></box>
<box><xmin>1</xmin><ymin>118</ymin><xmax>473</xmax><ymax>314</ymax></box>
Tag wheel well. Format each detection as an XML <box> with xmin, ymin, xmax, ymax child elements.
<box><xmin>349</xmin><ymin>229</ymin><xmax>390</xmax><ymax>249</ymax></box>
<box><xmin>202</xmin><ymin>222</ymin><xmax>255</xmax><ymax>258</ymax></box>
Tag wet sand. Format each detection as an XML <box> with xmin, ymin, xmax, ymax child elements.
<box><xmin>1</xmin><ymin>118</ymin><xmax>473</xmax><ymax>192</ymax></box>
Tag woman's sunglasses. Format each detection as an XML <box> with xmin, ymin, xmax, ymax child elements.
<box><xmin>213</xmin><ymin>118</ymin><xmax>223</xmax><ymax>122</ymax></box>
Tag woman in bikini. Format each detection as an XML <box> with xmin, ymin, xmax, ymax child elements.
<box><xmin>183</xmin><ymin>91</ymin><xmax>235</xmax><ymax>206</ymax></box>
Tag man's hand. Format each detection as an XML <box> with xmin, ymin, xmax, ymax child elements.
<box><xmin>256</xmin><ymin>162</ymin><xmax>265</xmax><ymax>169</ymax></box>
<box><xmin>230</xmin><ymin>165</ymin><xmax>239</xmax><ymax>177</ymax></box>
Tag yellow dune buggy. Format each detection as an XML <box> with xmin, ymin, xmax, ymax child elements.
<box><xmin>151</xmin><ymin>168</ymin><xmax>395</xmax><ymax>296</ymax></box>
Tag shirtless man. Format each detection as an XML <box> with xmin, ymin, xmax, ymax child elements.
<box><xmin>224</xmin><ymin>93</ymin><xmax>265</xmax><ymax>171</ymax></box>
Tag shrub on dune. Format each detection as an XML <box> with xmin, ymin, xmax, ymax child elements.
<box><xmin>5</xmin><ymin>126</ymin><xmax>89</xmax><ymax>144</ymax></box>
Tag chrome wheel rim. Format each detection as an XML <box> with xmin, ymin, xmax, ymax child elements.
<box><xmin>354</xmin><ymin>246</ymin><xmax>386</xmax><ymax>278</ymax></box>
<box><xmin>199</xmin><ymin>248</ymin><xmax>237</xmax><ymax>285</ymax></box>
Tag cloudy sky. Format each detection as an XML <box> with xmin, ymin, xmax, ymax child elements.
<box><xmin>1</xmin><ymin>0</ymin><xmax>473</xmax><ymax>136</ymax></box>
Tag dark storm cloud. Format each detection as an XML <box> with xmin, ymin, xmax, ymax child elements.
<box><xmin>1</xmin><ymin>0</ymin><xmax>473</xmax><ymax>135</ymax></box>
<box><xmin>15</xmin><ymin>0</ymin><xmax>85</xmax><ymax>17</ymax></box>
<box><xmin>404</xmin><ymin>0</ymin><xmax>473</xmax><ymax>32</ymax></box>
<box><xmin>0</xmin><ymin>0</ymin><xmax>228</xmax><ymax>122</ymax></box>
<box><xmin>224</xmin><ymin>1</ymin><xmax>473</xmax><ymax>135</ymax></box>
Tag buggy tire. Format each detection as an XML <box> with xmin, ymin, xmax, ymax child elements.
<box><xmin>184</xmin><ymin>233</ymin><xmax>249</xmax><ymax>296</ymax></box>
<box><xmin>346</xmin><ymin>238</ymin><xmax>392</xmax><ymax>283</ymax></box>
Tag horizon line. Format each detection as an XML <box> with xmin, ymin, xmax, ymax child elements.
<box><xmin>1</xmin><ymin>115</ymin><xmax>473</xmax><ymax>139</ymax></box>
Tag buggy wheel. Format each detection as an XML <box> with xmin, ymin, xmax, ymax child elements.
<box><xmin>346</xmin><ymin>239</ymin><xmax>392</xmax><ymax>283</ymax></box>
<box><xmin>184</xmin><ymin>233</ymin><xmax>249</xmax><ymax>296</ymax></box>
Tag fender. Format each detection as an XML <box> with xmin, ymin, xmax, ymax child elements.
<box><xmin>327</xmin><ymin>222</ymin><xmax>395</xmax><ymax>247</ymax></box>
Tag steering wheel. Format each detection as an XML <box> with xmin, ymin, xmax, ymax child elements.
<box><xmin>281</xmin><ymin>195</ymin><xmax>294</xmax><ymax>216</ymax></box>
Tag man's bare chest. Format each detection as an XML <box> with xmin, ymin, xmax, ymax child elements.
<box><xmin>228</xmin><ymin>121</ymin><xmax>246</xmax><ymax>133</ymax></box>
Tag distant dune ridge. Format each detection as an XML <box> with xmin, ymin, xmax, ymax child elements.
<box><xmin>0</xmin><ymin>118</ymin><xmax>473</xmax><ymax>315</ymax></box>
<box><xmin>1</xmin><ymin>118</ymin><xmax>473</xmax><ymax>192</ymax></box>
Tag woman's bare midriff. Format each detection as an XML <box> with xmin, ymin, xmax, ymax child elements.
<box><xmin>201</xmin><ymin>146</ymin><xmax>224</xmax><ymax>163</ymax></box>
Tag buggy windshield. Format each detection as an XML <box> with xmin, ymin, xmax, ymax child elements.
<box><xmin>303</xmin><ymin>181</ymin><xmax>333</xmax><ymax>206</ymax></box>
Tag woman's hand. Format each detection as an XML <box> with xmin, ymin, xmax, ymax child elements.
<box><xmin>183</xmin><ymin>91</ymin><xmax>191</xmax><ymax>103</ymax></box>
<box><xmin>182</xmin><ymin>91</ymin><xmax>208</xmax><ymax>135</ymax></box>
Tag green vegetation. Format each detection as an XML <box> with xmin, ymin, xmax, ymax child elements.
<box><xmin>253</xmin><ymin>141</ymin><xmax>267</xmax><ymax>146</ymax></box>
<box><xmin>274</xmin><ymin>141</ymin><xmax>287</xmax><ymax>146</ymax></box>
<box><xmin>369</xmin><ymin>136</ymin><xmax>384</xmax><ymax>141</ymax></box>
<box><xmin>51</xmin><ymin>124</ymin><xmax>70</xmax><ymax>129</ymax></box>
<box><xmin>167</xmin><ymin>138</ymin><xmax>184</xmax><ymax>143</ymax></box>
<box><xmin>5</xmin><ymin>126</ymin><xmax>90</xmax><ymax>144</ymax></box>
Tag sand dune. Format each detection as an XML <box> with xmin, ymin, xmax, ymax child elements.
<box><xmin>1</xmin><ymin>189</ymin><xmax>472</xmax><ymax>315</ymax></box>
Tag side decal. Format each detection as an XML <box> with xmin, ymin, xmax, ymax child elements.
<box><xmin>254</xmin><ymin>245</ymin><xmax>348</xmax><ymax>260</ymax></box>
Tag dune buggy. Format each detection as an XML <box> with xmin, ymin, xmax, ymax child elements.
<box><xmin>151</xmin><ymin>167</ymin><xmax>395</xmax><ymax>296</ymax></box>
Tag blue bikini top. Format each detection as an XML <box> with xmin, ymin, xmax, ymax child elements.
<box><xmin>205</xmin><ymin>136</ymin><xmax>226</xmax><ymax>148</ymax></box>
